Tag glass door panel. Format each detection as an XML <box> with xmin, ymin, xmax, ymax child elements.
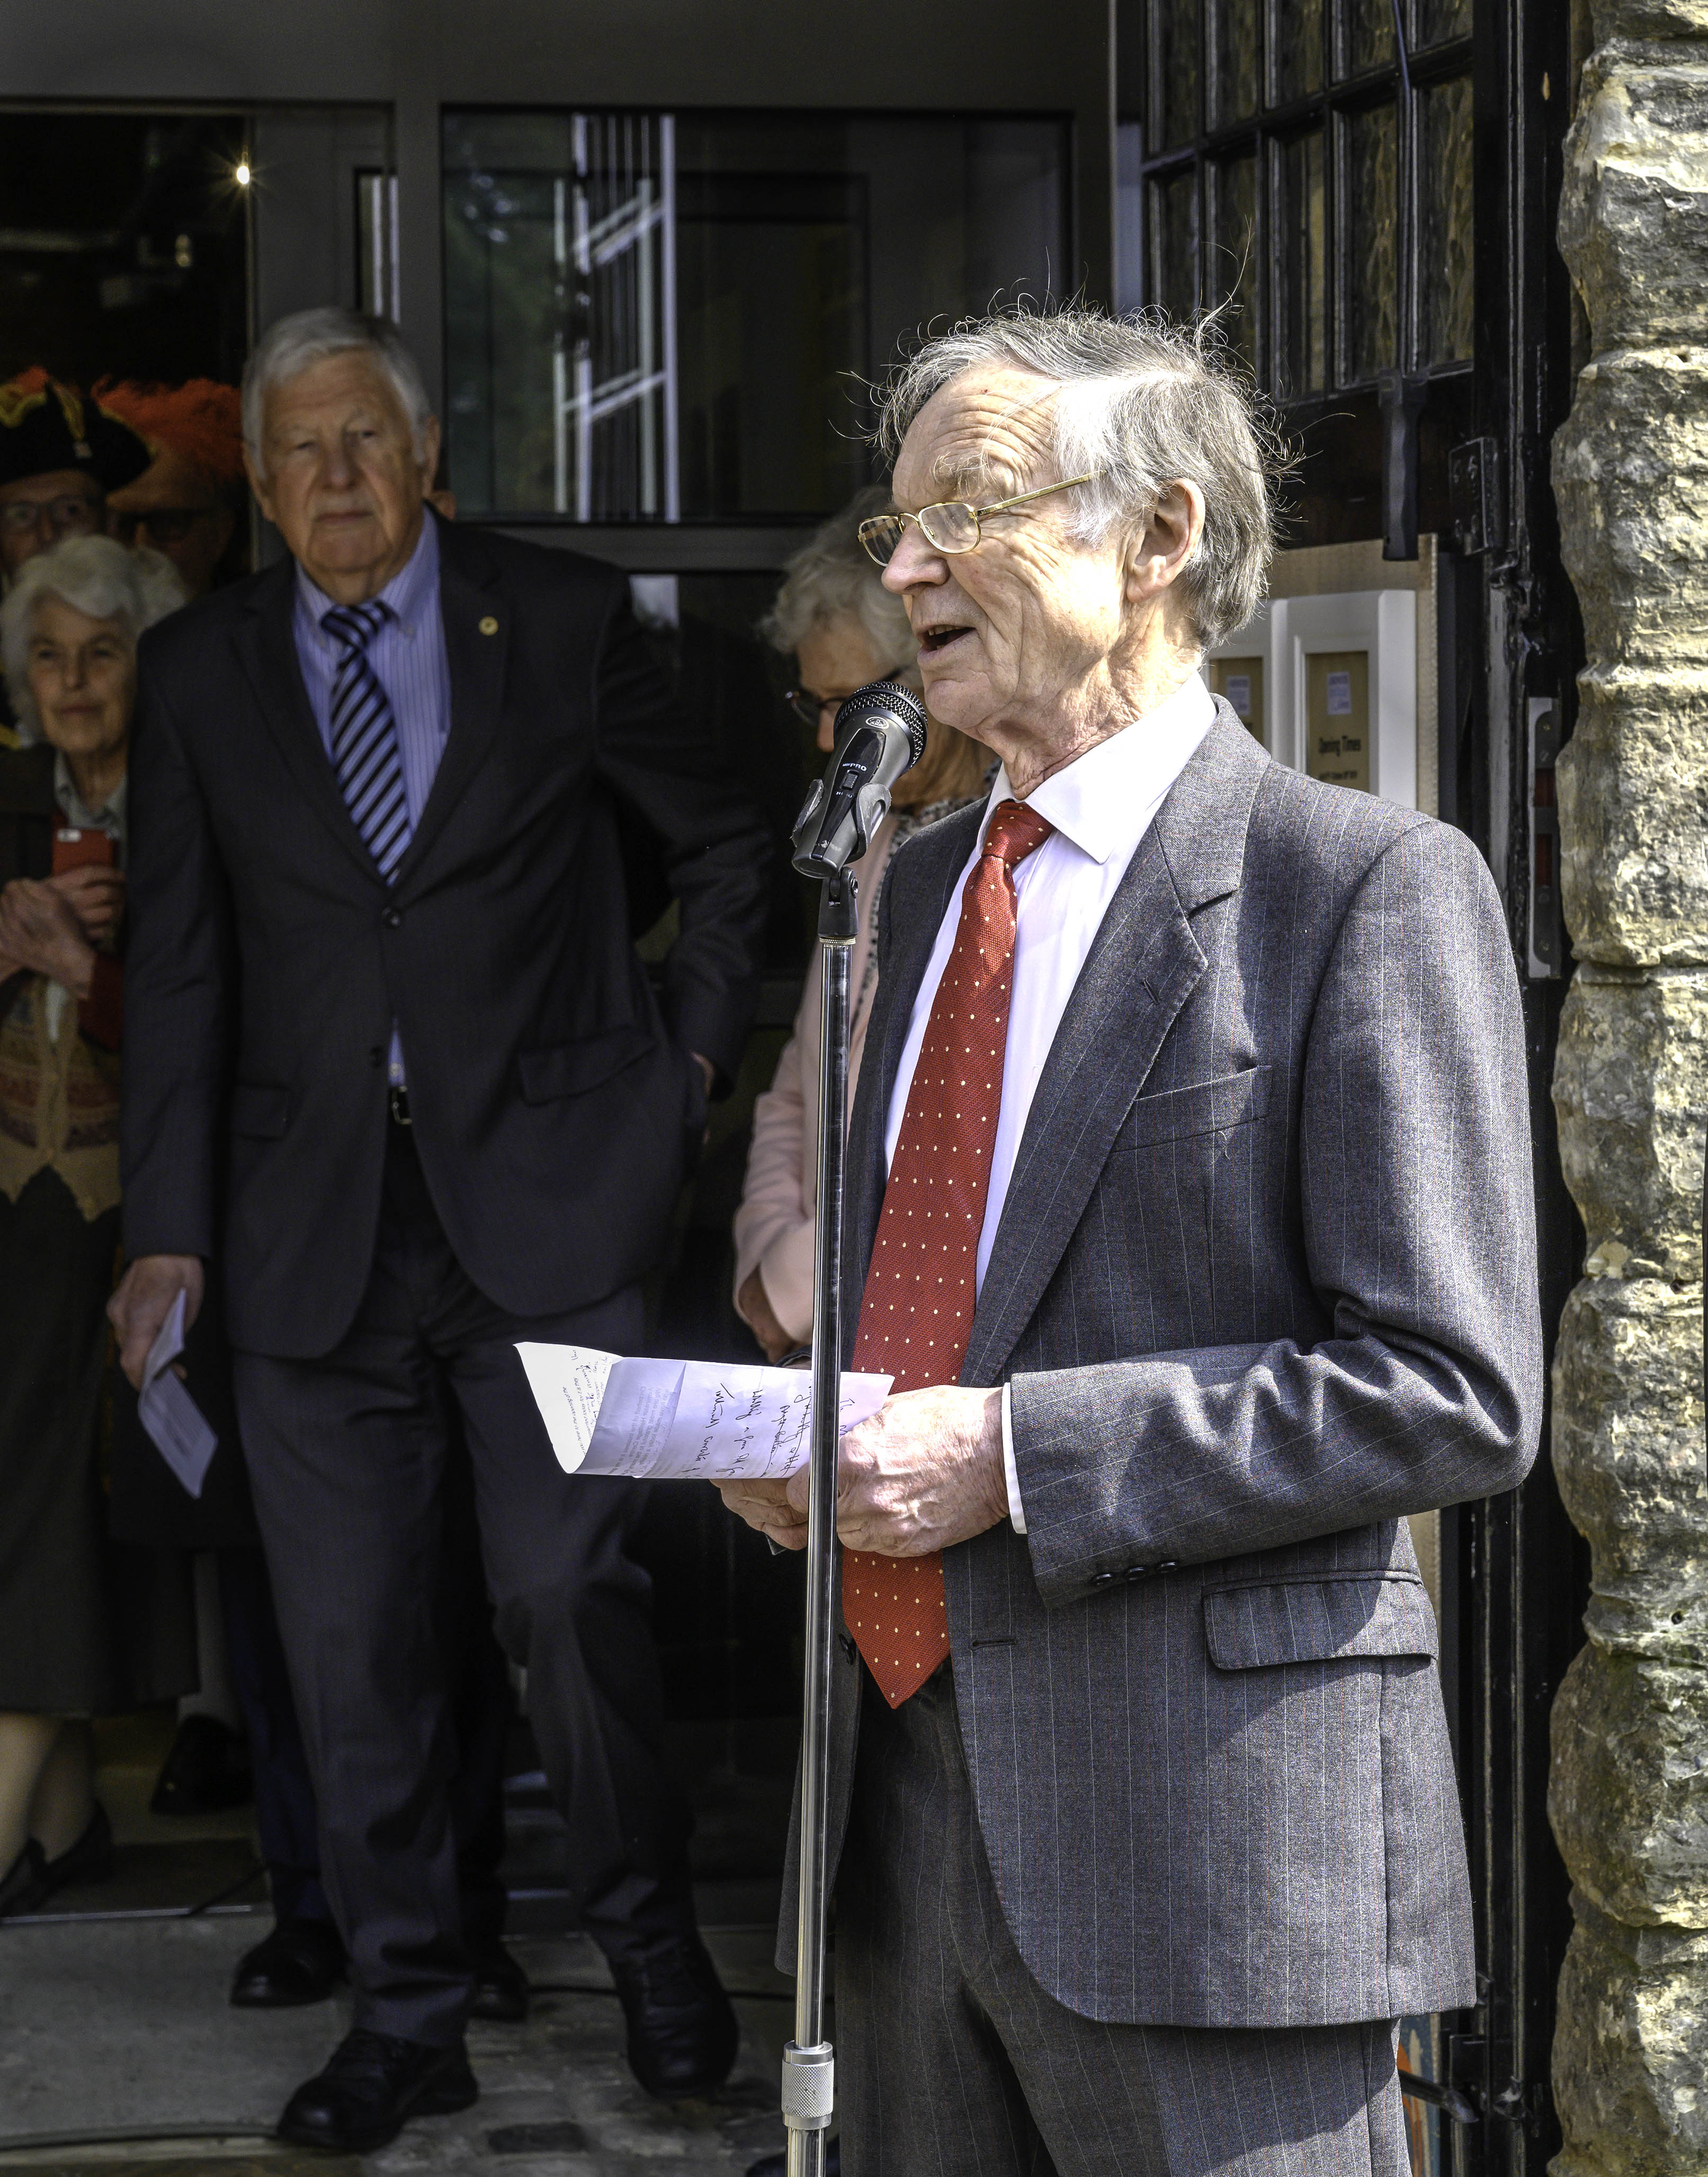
<box><xmin>443</xmin><ymin>110</ymin><xmax>1069</xmax><ymax>523</ymax></box>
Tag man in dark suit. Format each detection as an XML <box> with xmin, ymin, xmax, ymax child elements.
<box><xmin>111</xmin><ymin>308</ymin><xmax>770</xmax><ymax>2152</ymax></box>
<box><xmin>721</xmin><ymin>306</ymin><xmax>1541</xmax><ymax>2175</ymax></box>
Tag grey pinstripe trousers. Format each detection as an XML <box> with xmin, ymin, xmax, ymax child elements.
<box><xmin>835</xmin><ymin>1666</ymin><xmax>1410</xmax><ymax>2177</ymax></box>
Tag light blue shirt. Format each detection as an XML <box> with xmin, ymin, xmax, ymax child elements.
<box><xmin>291</xmin><ymin>512</ymin><xmax>452</xmax><ymax>1091</ymax></box>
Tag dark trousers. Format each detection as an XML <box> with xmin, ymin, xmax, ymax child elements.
<box><xmin>836</xmin><ymin>1665</ymin><xmax>1410</xmax><ymax>2177</ymax></box>
<box><xmin>218</xmin><ymin>1509</ymin><xmax>512</xmax><ymax>1940</ymax></box>
<box><xmin>232</xmin><ymin>1124</ymin><xmax>693</xmax><ymax>2046</ymax></box>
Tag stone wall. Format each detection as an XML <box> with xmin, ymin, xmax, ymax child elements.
<box><xmin>1550</xmin><ymin>6</ymin><xmax>1708</xmax><ymax>2171</ymax></box>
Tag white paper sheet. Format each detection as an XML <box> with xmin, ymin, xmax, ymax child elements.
<box><xmin>516</xmin><ymin>1344</ymin><xmax>892</xmax><ymax>1483</ymax></box>
<box><xmin>139</xmin><ymin>1289</ymin><xmax>220</xmax><ymax>1498</ymax></box>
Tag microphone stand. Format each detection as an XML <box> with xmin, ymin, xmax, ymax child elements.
<box><xmin>781</xmin><ymin>864</ymin><xmax>856</xmax><ymax>2176</ymax></box>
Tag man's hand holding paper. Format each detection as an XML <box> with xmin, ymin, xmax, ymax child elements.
<box><xmin>715</xmin><ymin>1382</ymin><xmax>1007</xmax><ymax>1557</ymax></box>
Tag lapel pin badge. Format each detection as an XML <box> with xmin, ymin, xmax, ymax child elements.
<box><xmin>478</xmin><ymin>615</ymin><xmax>499</xmax><ymax>636</ymax></box>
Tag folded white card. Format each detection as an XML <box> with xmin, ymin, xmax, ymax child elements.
<box><xmin>515</xmin><ymin>1345</ymin><xmax>892</xmax><ymax>1483</ymax></box>
<box><xmin>139</xmin><ymin>1289</ymin><xmax>219</xmax><ymax>1499</ymax></box>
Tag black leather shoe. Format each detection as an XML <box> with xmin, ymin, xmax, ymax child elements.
<box><xmin>150</xmin><ymin>1715</ymin><xmax>252</xmax><ymax>1815</ymax></box>
<box><xmin>0</xmin><ymin>1841</ymin><xmax>49</xmax><ymax>1921</ymax></box>
<box><xmin>231</xmin><ymin>1916</ymin><xmax>347</xmax><ymax>2008</ymax></box>
<box><xmin>610</xmin><ymin>1930</ymin><xmax>739</xmax><ymax>2099</ymax></box>
<box><xmin>747</xmin><ymin>2145</ymin><xmax>840</xmax><ymax>2177</ymax></box>
<box><xmin>276</xmin><ymin>2028</ymin><xmax>477</xmax><ymax>2152</ymax></box>
<box><xmin>469</xmin><ymin>1935</ymin><xmax>529</xmax><ymax>2023</ymax></box>
<box><xmin>41</xmin><ymin>1804</ymin><xmax>113</xmax><ymax>1894</ymax></box>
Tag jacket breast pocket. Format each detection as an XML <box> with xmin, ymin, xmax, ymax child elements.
<box><xmin>230</xmin><ymin>1082</ymin><xmax>291</xmax><ymax>1139</ymax></box>
<box><xmin>1125</xmin><ymin>1063</ymin><xmax>1272</xmax><ymax>1147</ymax></box>
<box><xmin>1203</xmin><ymin>1572</ymin><xmax>1437</xmax><ymax>1670</ymax></box>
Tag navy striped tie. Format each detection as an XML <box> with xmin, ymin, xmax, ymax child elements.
<box><xmin>323</xmin><ymin>601</ymin><xmax>410</xmax><ymax>881</ymax></box>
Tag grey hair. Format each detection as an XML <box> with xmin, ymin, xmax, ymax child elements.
<box><xmin>873</xmin><ymin>304</ymin><xmax>1283</xmax><ymax>647</ymax></box>
<box><xmin>761</xmin><ymin>486</ymin><xmax>916</xmax><ymax>671</ymax></box>
<box><xmin>1</xmin><ymin>536</ymin><xmax>185</xmax><ymax>743</ymax></box>
<box><xmin>242</xmin><ymin>307</ymin><xmax>433</xmax><ymax>472</ymax></box>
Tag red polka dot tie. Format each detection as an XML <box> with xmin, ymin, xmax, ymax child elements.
<box><xmin>843</xmin><ymin>798</ymin><xmax>1054</xmax><ymax>1707</ymax></box>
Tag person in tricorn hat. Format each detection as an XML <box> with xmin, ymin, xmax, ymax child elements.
<box><xmin>0</xmin><ymin>371</ymin><xmax>150</xmax><ymax>585</ymax></box>
<box><xmin>0</xmin><ymin>373</ymin><xmax>150</xmax><ymax>746</ymax></box>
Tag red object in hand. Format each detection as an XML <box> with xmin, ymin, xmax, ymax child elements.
<box><xmin>52</xmin><ymin>827</ymin><xmax>117</xmax><ymax>875</ymax></box>
<box><xmin>51</xmin><ymin>829</ymin><xmax>122</xmax><ymax>1047</ymax></box>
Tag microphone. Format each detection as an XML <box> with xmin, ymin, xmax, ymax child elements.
<box><xmin>791</xmin><ymin>680</ymin><xmax>928</xmax><ymax>879</ymax></box>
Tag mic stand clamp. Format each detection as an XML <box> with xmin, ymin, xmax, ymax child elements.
<box><xmin>782</xmin><ymin>864</ymin><xmax>857</xmax><ymax>2176</ymax></box>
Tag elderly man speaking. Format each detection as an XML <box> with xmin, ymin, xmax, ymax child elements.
<box><xmin>111</xmin><ymin>309</ymin><xmax>771</xmax><ymax>2151</ymax></box>
<box><xmin>719</xmin><ymin>305</ymin><xmax>1540</xmax><ymax>2176</ymax></box>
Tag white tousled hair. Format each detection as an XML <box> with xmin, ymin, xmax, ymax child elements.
<box><xmin>1</xmin><ymin>536</ymin><xmax>185</xmax><ymax>743</ymax></box>
<box><xmin>761</xmin><ymin>486</ymin><xmax>916</xmax><ymax>672</ymax></box>
<box><xmin>873</xmin><ymin>304</ymin><xmax>1284</xmax><ymax>647</ymax></box>
<box><xmin>242</xmin><ymin>307</ymin><xmax>433</xmax><ymax>473</ymax></box>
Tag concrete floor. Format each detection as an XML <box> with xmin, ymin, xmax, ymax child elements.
<box><xmin>0</xmin><ymin>1712</ymin><xmax>803</xmax><ymax>2175</ymax></box>
<box><xmin>0</xmin><ymin>1918</ymin><xmax>795</xmax><ymax>2173</ymax></box>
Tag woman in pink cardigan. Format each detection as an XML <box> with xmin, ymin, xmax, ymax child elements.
<box><xmin>732</xmin><ymin>489</ymin><xmax>987</xmax><ymax>1361</ymax></box>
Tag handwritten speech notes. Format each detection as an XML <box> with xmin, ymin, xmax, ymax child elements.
<box><xmin>515</xmin><ymin>1345</ymin><xmax>892</xmax><ymax>1483</ymax></box>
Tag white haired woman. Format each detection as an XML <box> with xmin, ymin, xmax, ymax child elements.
<box><xmin>732</xmin><ymin>488</ymin><xmax>988</xmax><ymax>1361</ymax></box>
<box><xmin>0</xmin><ymin>534</ymin><xmax>191</xmax><ymax>1917</ymax></box>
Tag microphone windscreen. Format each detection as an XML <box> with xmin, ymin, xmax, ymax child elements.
<box><xmin>830</xmin><ymin>680</ymin><xmax>928</xmax><ymax>765</ymax></box>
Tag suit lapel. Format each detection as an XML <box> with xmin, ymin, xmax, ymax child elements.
<box><xmin>963</xmin><ymin>711</ymin><xmax>1268</xmax><ymax>1386</ymax></box>
<box><xmin>231</xmin><ymin>561</ymin><xmax>380</xmax><ymax>885</ymax></box>
<box><xmin>394</xmin><ymin>519</ymin><xmax>507</xmax><ymax>887</ymax></box>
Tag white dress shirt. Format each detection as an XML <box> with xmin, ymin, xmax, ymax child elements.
<box><xmin>881</xmin><ymin>672</ymin><xmax>1216</xmax><ymax>1531</ymax></box>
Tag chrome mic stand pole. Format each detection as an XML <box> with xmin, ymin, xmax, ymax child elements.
<box><xmin>781</xmin><ymin>864</ymin><xmax>856</xmax><ymax>2177</ymax></box>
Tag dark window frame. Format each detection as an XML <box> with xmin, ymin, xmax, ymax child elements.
<box><xmin>1133</xmin><ymin>0</ymin><xmax>1472</xmax><ymax>399</ymax></box>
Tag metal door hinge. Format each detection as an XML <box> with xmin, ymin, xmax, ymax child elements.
<box><xmin>1528</xmin><ymin>697</ymin><xmax>1563</xmax><ymax>977</ymax></box>
<box><xmin>1489</xmin><ymin>2076</ymin><xmax>1551</xmax><ymax>2135</ymax></box>
<box><xmin>1449</xmin><ymin>436</ymin><xmax>1505</xmax><ymax>555</ymax></box>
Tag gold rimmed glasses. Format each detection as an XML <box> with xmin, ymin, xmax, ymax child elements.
<box><xmin>857</xmin><ymin>472</ymin><xmax>1099</xmax><ymax>567</ymax></box>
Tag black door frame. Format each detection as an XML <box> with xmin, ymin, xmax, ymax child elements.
<box><xmin>1441</xmin><ymin>0</ymin><xmax>1586</xmax><ymax>2166</ymax></box>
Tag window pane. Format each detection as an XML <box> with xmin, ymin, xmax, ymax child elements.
<box><xmin>1417</xmin><ymin>0</ymin><xmax>1471</xmax><ymax>44</ymax></box>
<box><xmin>1343</xmin><ymin>104</ymin><xmax>1397</xmax><ymax>381</ymax></box>
<box><xmin>1151</xmin><ymin>171</ymin><xmax>1200</xmax><ymax>321</ymax></box>
<box><xmin>1211</xmin><ymin>155</ymin><xmax>1260</xmax><ymax>374</ymax></box>
<box><xmin>1342</xmin><ymin>0</ymin><xmax>1395</xmax><ymax>75</ymax></box>
<box><xmin>1155</xmin><ymin>0</ymin><xmax>1203</xmax><ymax>149</ymax></box>
<box><xmin>1210</xmin><ymin>0</ymin><xmax>1262</xmax><ymax>124</ymax></box>
<box><xmin>1421</xmin><ymin>76</ymin><xmax>1474</xmax><ymax>363</ymax></box>
<box><xmin>1276</xmin><ymin>0</ymin><xmax>1324</xmax><ymax>102</ymax></box>
<box><xmin>443</xmin><ymin>111</ymin><xmax>1068</xmax><ymax>519</ymax></box>
<box><xmin>1276</xmin><ymin>131</ymin><xmax>1326</xmax><ymax>396</ymax></box>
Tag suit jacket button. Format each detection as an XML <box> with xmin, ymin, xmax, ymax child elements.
<box><xmin>382</xmin><ymin>906</ymin><xmax>403</xmax><ymax>929</ymax></box>
<box><xmin>1156</xmin><ymin>1560</ymin><xmax>1178</xmax><ymax>1572</ymax></box>
<box><xmin>1090</xmin><ymin>1571</ymin><xmax>1116</xmax><ymax>1588</ymax></box>
<box><xmin>1124</xmin><ymin>1564</ymin><xmax>1150</xmax><ymax>1582</ymax></box>
<box><xmin>838</xmin><ymin>1632</ymin><xmax>856</xmax><ymax>1664</ymax></box>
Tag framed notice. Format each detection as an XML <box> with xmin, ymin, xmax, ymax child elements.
<box><xmin>1209</xmin><ymin>654</ymin><xmax>1265</xmax><ymax>744</ymax></box>
<box><xmin>1305</xmin><ymin>650</ymin><xmax>1370</xmax><ymax>791</ymax></box>
<box><xmin>1202</xmin><ymin>584</ymin><xmax>1418</xmax><ymax>808</ymax></box>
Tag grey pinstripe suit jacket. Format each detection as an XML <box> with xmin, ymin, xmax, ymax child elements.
<box><xmin>782</xmin><ymin>703</ymin><xmax>1542</xmax><ymax>2030</ymax></box>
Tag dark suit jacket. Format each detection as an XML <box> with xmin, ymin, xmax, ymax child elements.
<box><xmin>784</xmin><ymin>708</ymin><xmax>1542</xmax><ymax>2029</ymax></box>
<box><xmin>121</xmin><ymin>515</ymin><xmax>771</xmax><ymax>1357</ymax></box>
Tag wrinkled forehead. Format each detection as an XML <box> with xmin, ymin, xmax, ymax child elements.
<box><xmin>892</xmin><ymin>367</ymin><xmax>1061</xmax><ymax>507</ymax></box>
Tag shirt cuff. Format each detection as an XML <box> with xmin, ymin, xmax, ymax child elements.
<box><xmin>1001</xmin><ymin>1382</ymin><xmax>1026</xmax><ymax>1534</ymax></box>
